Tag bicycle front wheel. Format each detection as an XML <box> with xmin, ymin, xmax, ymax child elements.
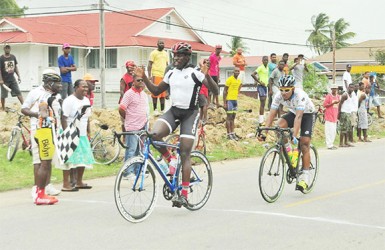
<box><xmin>298</xmin><ymin>145</ymin><xmax>319</xmax><ymax>194</ymax></box>
<box><xmin>114</xmin><ymin>156</ymin><xmax>158</xmax><ymax>223</ymax></box>
<box><xmin>92</xmin><ymin>136</ymin><xmax>121</xmax><ymax>165</ymax></box>
<box><xmin>177</xmin><ymin>150</ymin><xmax>213</xmax><ymax>211</ymax></box>
<box><xmin>7</xmin><ymin>128</ymin><xmax>21</xmax><ymax>161</ymax></box>
<box><xmin>259</xmin><ymin>147</ymin><xmax>285</xmax><ymax>203</ymax></box>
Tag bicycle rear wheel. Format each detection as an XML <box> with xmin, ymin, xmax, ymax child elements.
<box><xmin>7</xmin><ymin>128</ymin><xmax>21</xmax><ymax>161</ymax></box>
<box><xmin>114</xmin><ymin>156</ymin><xmax>158</xmax><ymax>223</ymax></box>
<box><xmin>92</xmin><ymin>136</ymin><xmax>121</xmax><ymax>165</ymax></box>
<box><xmin>259</xmin><ymin>147</ymin><xmax>285</xmax><ymax>203</ymax></box>
<box><xmin>177</xmin><ymin>150</ymin><xmax>213</xmax><ymax>211</ymax></box>
<box><xmin>298</xmin><ymin>145</ymin><xmax>319</xmax><ymax>194</ymax></box>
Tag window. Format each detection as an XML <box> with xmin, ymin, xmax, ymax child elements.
<box><xmin>138</xmin><ymin>48</ymin><xmax>149</xmax><ymax>66</ymax></box>
<box><xmin>87</xmin><ymin>49</ymin><xmax>100</xmax><ymax>69</ymax></box>
<box><xmin>48</xmin><ymin>47</ymin><xmax>58</xmax><ymax>67</ymax></box>
<box><xmin>70</xmin><ymin>48</ymin><xmax>78</xmax><ymax>66</ymax></box>
<box><xmin>106</xmin><ymin>49</ymin><xmax>117</xmax><ymax>68</ymax></box>
<box><xmin>189</xmin><ymin>53</ymin><xmax>197</xmax><ymax>66</ymax></box>
<box><xmin>166</xmin><ymin>15</ymin><xmax>171</xmax><ymax>30</ymax></box>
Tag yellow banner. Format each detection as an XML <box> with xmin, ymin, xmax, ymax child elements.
<box><xmin>351</xmin><ymin>65</ymin><xmax>385</xmax><ymax>74</ymax></box>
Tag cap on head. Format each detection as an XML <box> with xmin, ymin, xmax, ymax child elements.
<box><xmin>347</xmin><ymin>64</ymin><xmax>352</xmax><ymax>68</ymax></box>
<box><xmin>4</xmin><ymin>43</ymin><xmax>10</xmax><ymax>49</ymax></box>
<box><xmin>125</xmin><ymin>60</ymin><xmax>136</xmax><ymax>67</ymax></box>
<box><xmin>62</xmin><ymin>43</ymin><xmax>71</xmax><ymax>49</ymax></box>
<box><xmin>215</xmin><ymin>44</ymin><xmax>222</xmax><ymax>49</ymax></box>
<box><xmin>330</xmin><ymin>84</ymin><xmax>338</xmax><ymax>89</ymax></box>
<box><xmin>298</xmin><ymin>54</ymin><xmax>304</xmax><ymax>58</ymax></box>
<box><xmin>83</xmin><ymin>73</ymin><xmax>98</xmax><ymax>82</ymax></box>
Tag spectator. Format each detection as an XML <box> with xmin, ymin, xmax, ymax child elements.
<box><xmin>338</xmin><ymin>83</ymin><xmax>355</xmax><ymax>147</ymax></box>
<box><xmin>323</xmin><ymin>84</ymin><xmax>340</xmax><ymax>149</ymax></box>
<box><xmin>208</xmin><ymin>44</ymin><xmax>222</xmax><ymax>108</ymax></box>
<box><xmin>282</xmin><ymin>53</ymin><xmax>289</xmax><ymax>75</ymax></box>
<box><xmin>119</xmin><ymin>60</ymin><xmax>136</xmax><ymax>103</ymax></box>
<box><xmin>357</xmin><ymin>85</ymin><xmax>371</xmax><ymax>142</ymax></box>
<box><xmin>198</xmin><ymin>59</ymin><xmax>210</xmax><ymax>123</ymax></box>
<box><xmin>232</xmin><ymin>48</ymin><xmax>246</xmax><ymax>84</ymax></box>
<box><xmin>223</xmin><ymin>67</ymin><xmax>242</xmax><ymax>140</ymax></box>
<box><xmin>21</xmin><ymin>69</ymin><xmax>63</xmax><ymax>205</ymax></box>
<box><xmin>342</xmin><ymin>64</ymin><xmax>352</xmax><ymax>92</ymax></box>
<box><xmin>350</xmin><ymin>82</ymin><xmax>359</xmax><ymax>143</ymax></box>
<box><xmin>0</xmin><ymin>44</ymin><xmax>23</xmax><ymax>110</ymax></box>
<box><xmin>83</xmin><ymin>73</ymin><xmax>98</xmax><ymax>106</ymax></box>
<box><xmin>251</xmin><ymin>56</ymin><xmax>269</xmax><ymax>125</ymax></box>
<box><xmin>58</xmin><ymin>43</ymin><xmax>77</xmax><ymax>99</ymax></box>
<box><xmin>267</xmin><ymin>53</ymin><xmax>277</xmax><ymax>110</ymax></box>
<box><xmin>369</xmin><ymin>75</ymin><xmax>383</xmax><ymax>118</ymax></box>
<box><xmin>290</xmin><ymin>54</ymin><xmax>308</xmax><ymax>89</ymax></box>
<box><xmin>148</xmin><ymin>39</ymin><xmax>169</xmax><ymax>116</ymax></box>
<box><xmin>119</xmin><ymin>74</ymin><xmax>149</xmax><ymax>170</ymax></box>
<box><xmin>362</xmin><ymin>71</ymin><xmax>370</xmax><ymax>88</ymax></box>
<box><xmin>61</xmin><ymin>79</ymin><xmax>94</xmax><ymax>191</ymax></box>
<box><xmin>269</xmin><ymin>60</ymin><xmax>285</xmax><ymax>117</ymax></box>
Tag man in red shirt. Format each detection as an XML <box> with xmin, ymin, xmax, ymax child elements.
<box><xmin>119</xmin><ymin>60</ymin><xmax>136</xmax><ymax>104</ymax></box>
<box><xmin>208</xmin><ymin>45</ymin><xmax>222</xmax><ymax>108</ymax></box>
<box><xmin>323</xmin><ymin>84</ymin><xmax>340</xmax><ymax>149</ymax></box>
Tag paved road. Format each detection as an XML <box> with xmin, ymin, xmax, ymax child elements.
<box><xmin>1</xmin><ymin>139</ymin><xmax>384</xmax><ymax>250</ymax></box>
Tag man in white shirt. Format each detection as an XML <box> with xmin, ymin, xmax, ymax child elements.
<box><xmin>342</xmin><ymin>64</ymin><xmax>352</xmax><ymax>92</ymax></box>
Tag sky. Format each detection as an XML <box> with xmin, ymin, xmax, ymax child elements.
<box><xmin>14</xmin><ymin>0</ymin><xmax>385</xmax><ymax>58</ymax></box>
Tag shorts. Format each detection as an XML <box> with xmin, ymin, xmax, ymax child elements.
<box><xmin>34</xmin><ymin>127</ymin><xmax>55</xmax><ymax>161</ymax></box>
<box><xmin>350</xmin><ymin>112</ymin><xmax>357</xmax><ymax>127</ymax></box>
<box><xmin>151</xmin><ymin>76</ymin><xmax>166</xmax><ymax>98</ymax></box>
<box><xmin>1</xmin><ymin>80</ymin><xmax>21</xmax><ymax>98</ymax></box>
<box><xmin>281</xmin><ymin>112</ymin><xmax>316</xmax><ymax>138</ymax></box>
<box><xmin>226</xmin><ymin>100</ymin><xmax>238</xmax><ymax>114</ymax></box>
<box><xmin>257</xmin><ymin>85</ymin><xmax>267</xmax><ymax>97</ymax></box>
<box><xmin>159</xmin><ymin>106</ymin><xmax>199</xmax><ymax>140</ymax></box>
<box><xmin>369</xmin><ymin>95</ymin><xmax>381</xmax><ymax>107</ymax></box>
<box><xmin>339</xmin><ymin>112</ymin><xmax>352</xmax><ymax>133</ymax></box>
<box><xmin>209</xmin><ymin>76</ymin><xmax>219</xmax><ymax>96</ymax></box>
<box><xmin>198</xmin><ymin>94</ymin><xmax>208</xmax><ymax>108</ymax></box>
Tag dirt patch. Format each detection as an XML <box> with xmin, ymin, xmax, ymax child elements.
<box><xmin>1</xmin><ymin>95</ymin><xmax>385</xmax><ymax>150</ymax></box>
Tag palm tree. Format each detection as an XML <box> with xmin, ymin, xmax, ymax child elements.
<box><xmin>306</xmin><ymin>13</ymin><xmax>330</xmax><ymax>55</ymax></box>
<box><xmin>331</xmin><ymin>18</ymin><xmax>356</xmax><ymax>50</ymax></box>
<box><xmin>226</xmin><ymin>36</ymin><xmax>249</xmax><ymax>57</ymax></box>
<box><xmin>0</xmin><ymin>0</ymin><xmax>26</xmax><ymax>18</ymax></box>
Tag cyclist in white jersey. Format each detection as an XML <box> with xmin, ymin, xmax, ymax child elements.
<box><xmin>262</xmin><ymin>75</ymin><xmax>316</xmax><ymax>192</ymax></box>
<box><xmin>135</xmin><ymin>42</ymin><xmax>218</xmax><ymax>207</ymax></box>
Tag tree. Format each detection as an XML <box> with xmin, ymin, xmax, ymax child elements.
<box><xmin>306</xmin><ymin>13</ymin><xmax>330</xmax><ymax>55</ymax></box>
<box><xmin>226</xmin><ymin>36</ymin><xmax>249</xmax><ymax>57</ymax></box>
<box><xmin>306</xmin><ymin>13</ymin><xmax>356</xmax><ymax>55</ymax></box>
<box><xmin>0</xmin><ymin>0</ymin><xmax>27</xmax><ymax>18</ymax></box>
<box><xmin>374</xmin><ymin>50</ymin><xmax>385</xmax><ymax>65</ymax></box>
<box><xmin>303</xmin><ymin>64</ymin><xmax>329</xmax><ymax>99</ymax></box>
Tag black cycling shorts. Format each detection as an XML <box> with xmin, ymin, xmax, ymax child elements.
<box><xmin>281</xmin><ymin>112</ymin><xmax>316</xmax><ymax>138</ymax></box>
<box><xmin>159</xmin><ymin>106</ymin><xmax>199</xmax><ymax>140</ymax></box>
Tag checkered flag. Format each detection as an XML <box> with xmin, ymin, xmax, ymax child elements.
<box><xmin>56</xmin><ymin>115</ymin><xmax>81</xmax><ymax>164</ymax></box>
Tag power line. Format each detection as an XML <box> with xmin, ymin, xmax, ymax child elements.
<box><xmin>2</xmin><ymin>8</ymin><xmax>385</xmax><ymax>50</ymax></box>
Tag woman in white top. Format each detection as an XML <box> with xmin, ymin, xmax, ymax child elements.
<box><xmin>61</xmin><ymin>79</ymin><xmax>94</xmax><ymax>191</ymax></box>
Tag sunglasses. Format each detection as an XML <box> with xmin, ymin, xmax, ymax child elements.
<box><xmin>279</xmin><ymin>88</ymin><xmax>294</xmax><ymax>93</ymax></box>
<box><xmin>136</xmin><ymin>79</ymin><xmax>144</xmax><ymax>82</ymax></box>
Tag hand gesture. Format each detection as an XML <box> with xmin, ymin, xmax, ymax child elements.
<box><xmin>199</xmin><ymin>59</ymin><xmax>209</xmax><ymax>75</ymax></box>
<box><xmin>134</xmin><ymin>66</ymin><xmax>144</xmax><ymax>77</ymax></box>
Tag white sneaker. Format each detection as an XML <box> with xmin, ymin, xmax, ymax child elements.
<box><xmin>31</xmin><ymin>185</ymin><xmax>37</xmax><ymax>202</ymax></box>
<box><xmin>45</xmin><ymin>183</ymin><xmax>61</xmax><ymax>196</ymax></box>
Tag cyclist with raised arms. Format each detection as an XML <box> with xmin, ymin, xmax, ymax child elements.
<box><xmin>135</xmin><ymin>42</ymin><xmax>218</xmax><ymax>207</ymax></box>
<box><xmin>262</xmin><ymin>75</ymin><xmax>316</xmax><ymax>192</ymax></box>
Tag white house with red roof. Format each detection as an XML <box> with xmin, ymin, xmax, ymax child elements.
<box><xmin>0</xmin><ymin>8</ymin><xmax>215</xmax><ymax>95</ymax></box>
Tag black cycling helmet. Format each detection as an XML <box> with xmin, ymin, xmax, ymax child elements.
<box><xmin>278</xmin><ymin>75</ymin><xmax>296</xmax><ymax>88</ymax></box>
<box><xmin>171</xmin><ymin>42</ymin><xmax>192</xmax><ymax>55</ymax></box>
<box><xmin>42</xmin><ymin>69</ymin><xmax>61</xmax><ymax>83</ymax></box>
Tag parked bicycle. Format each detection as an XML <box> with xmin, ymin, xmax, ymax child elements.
<box><xmin>113</xmin><ymin>130</ymin><xmax>213</xmax><ymax>223</ymax></box>
<box><xmin>90</xmin><ymin>123</ymin><xmax>121</xmax><ymax>165</ymax></box>
<box><xmin>257</xmin><ymin>126</ymin><xmax>319</xmax><ymax>203</ymax></box>
<box><xmin>6</xmin><ymin>107</ymin><xmax>32</xmax><ymax>161</ymax></box>
<box><xmin>166</xmin><ymin>121</ymin><xmax>207</xmax><ymax>154</ymax></box>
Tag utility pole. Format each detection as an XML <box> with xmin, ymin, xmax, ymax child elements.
<box><xmin>331</xmin><ymin>26</ymin><xmax>336</xmax><ymax>85</ymax></box>
<box><xmin>99</xmin><ymin>0</ymin><xmax>106</xmax><ymax>108</ymax></box>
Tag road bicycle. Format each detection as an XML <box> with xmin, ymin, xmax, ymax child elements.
<box><xmin>6</xmin><ymin>108</ymin><xmax>32</xmax><ymax>161</ymax></box>
<box><xmin>90</xmin><ymin>123</ymin><xmax>121</xmax><ymax>165</ymax></box>
<box><xmin>113</xmin><ymin>130</ymin><xmax>213</xmax><ymax>223</ymax></box>
<box><xmin>257</xmin><ymin>126</ymin><xmax>319</xmax><ymax>203</ymax></box>
<box><xmin>166</xmin><ymin>121</ymin><xmax>207</xmax><ymax>154</ymax></box>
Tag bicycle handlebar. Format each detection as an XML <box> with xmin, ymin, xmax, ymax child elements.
<box><xmin>256</xmin><ymin>126</ymin><xmax>293</xmax><ymax>140</ymax></box>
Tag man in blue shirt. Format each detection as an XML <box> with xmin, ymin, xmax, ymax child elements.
<box><xmin>58</xmin><ymin>43</ymin><xmax>77</xmax><ymax>99</ymax></box>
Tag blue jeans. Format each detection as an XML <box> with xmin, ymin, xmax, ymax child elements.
<box><xmin>124</xmin><ymin>133</ymin><xmax>140</xmax><ymax>161</ymax></box>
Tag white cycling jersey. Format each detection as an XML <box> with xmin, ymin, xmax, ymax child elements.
<box><xmin>163</xmin><ymin>66</ymin><xmax>205</xmax><ymax>110</ymax></box>
<box><xmin>271</xmin><ymin>88</ymin><xmax>315</xmax><ymax>114</ymax></box>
